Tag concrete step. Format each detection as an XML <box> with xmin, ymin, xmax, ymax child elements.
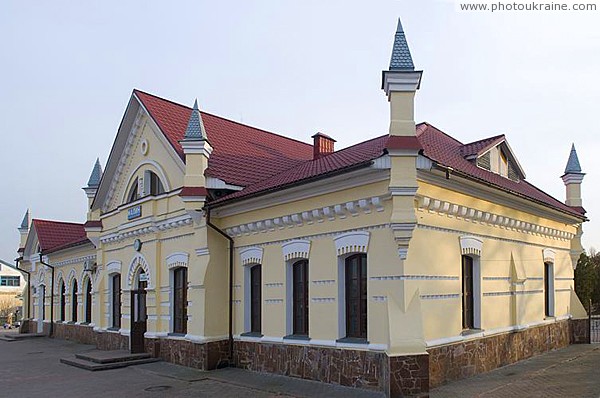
<box><xmin>0</xmin><ymin>333</ymin><xmax>44</xmax><ymax>341</ymax></box>
<box><xmin>75</xmin><ymin>350</ymin><xmax>152</xmax><ymax>364</ymax></box>
<box><xmin>60</xmin><ymin>356</ymin><xmax>160</xmax><ymax>371</ymax></box>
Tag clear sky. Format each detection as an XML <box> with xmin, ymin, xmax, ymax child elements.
<box><xmin>1</xmin><ymin>0</ymin><xmax>599</xmax><ymax>263</ymax></box>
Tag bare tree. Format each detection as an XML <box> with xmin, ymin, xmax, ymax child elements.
<box><xmin>0</xmin><ymin>296</ymin><xmax>18</xmax><ymax>324</ymax></box>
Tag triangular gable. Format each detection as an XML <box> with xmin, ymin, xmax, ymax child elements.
<box><xmin>462</xmin><ymin>136</ymin><xmax>526</xmax><ymax>181</ymax></box>
<box><xmin>91</xmin><ymin>92</ymin><xmax>186</xmax><ymax>212</ymax></box>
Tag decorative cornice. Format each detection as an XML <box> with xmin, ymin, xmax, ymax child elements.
<box><xmin>416</xmin><ymin>195</ymin><xmax>574</xmax><ymax>241</ymax></box>
<box><xmin>51</xmin><ymin>254</ymin><xmax>96</xmax><ymax>268</ymax></box>
<box><xmin>420</xmin><ymin>294</ymin><xmax>460</xmax><ymax>300</ymax></box>
<box><xmin>100</xmin><ymin>214</ymin><xmax>193</xmax><ymax>244</ymax></box>
<box><xmin>224</xmin><ymin>195</ymin><xmax>386</xmax><ymax>237</ymax></box>
<box><xmin>333</xmin><ymin>231</ymin><xmax>370</xmax><ymax>256</ymax></box>
<box><xmin>104</xmin><ymin>108</ymin><xmax>145</xmax><ymax>212</ymax></box>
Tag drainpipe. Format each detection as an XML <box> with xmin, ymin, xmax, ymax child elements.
<box><xmin>204</xmin><ymin>207</ymin><xmax>234</xmax><ymax>366</ymax></box>
<box><xmin>39</xmin><ymin>253</ymin><xmax>55</xmax><ymax>337</ymax></box>
<box><xmin>14</xmin><ymin>257</ymin><xmax>30</xmax><ymax>319</ymax></box>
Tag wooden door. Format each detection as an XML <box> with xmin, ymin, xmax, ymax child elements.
<box><xmin>130</xmin><ymin>279</ymin><xmax>147</xmax><ymax>354</ymax></box>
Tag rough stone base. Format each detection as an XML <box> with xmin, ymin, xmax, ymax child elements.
<box><xmin>428</xmin><ymin>320</ymin><xmax>573</xmax><ymax>388</ymax></box>
<box><xmin>569</xmin><ymin>318</ymin><xmax>589</xmax><ymax>344</ymax></box>
<box><xmin>234</xmin><ymin>341</ymin><xmax>429</xmax><ymax>397</ymax></box>
<box><xmin>146</xmin><ymin>338</ymin><xmax>230</xmax><ymax>370</ymax></box>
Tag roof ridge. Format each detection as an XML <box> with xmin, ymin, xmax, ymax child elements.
<box><xmin>33</xmin><ymin>219</ymin><xmax>85</xmax><ymax>226</ymax></box>
<box><xmin>462</xmin><ymin>133</ymin><xmax>505</xmax><ymax>147</ymax></box>
<box><xmin>419</xmin><ymin>122</ymin><xmax>464</xmax><ymax>145</ymax></box>
<box><xmin>133</xmin><ymin>89</ymin><xmax>312</xmax><ymax>149</ymax></box>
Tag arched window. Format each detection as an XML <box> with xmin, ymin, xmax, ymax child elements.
<box><xmin>71</xmin><ymin>280</ymin><xmax>78</xmax><ymax>322</ymax></box>
<box><xmin>59</xmin><ymin>281</ymin><xmax>66</xmax><ymax>322</ymax></box>
<box><xmin>84</xmin><ymin>279</ymin><xmax>92</xmax><ymax>323</ymax></box>
<box><xmin>127</xmin><ymin>179</ymin><xmax>138</xmax><ymax>203</ymax></box>
<box><xmin>292</xmin><ymin>260</ymin><xmax>309</xmax><ymax>336</ymax></box>
<box><xmin>146</xmin><ymin>171</ymin><xmax>165</xmax><ymax>196</ymax></box>
<box><xmin>344</xmin><ymin>254</ymin><xmax>367</xmax><ymax>339</ymax></box>
<box><xmin>173</xmin><ymin>267</ymin><xmax>187</xmax><ymax>334</ymax></box>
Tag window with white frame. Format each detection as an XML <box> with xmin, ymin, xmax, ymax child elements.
<box><xmin>459</xmin><ymin>236</ymin><xmax>483</xmax><ymax>331</ymax></box>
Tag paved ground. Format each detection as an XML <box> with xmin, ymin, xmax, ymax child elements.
<box><xmin>431</xmin><ymin>344</ymin><xmax>600</xmax><ymax>398</ymax></box>
<box><xmin>0</xmin><ymin>335</ymin><xmax>384</xmax><ymax>398</ymax></box>
<box><xmin>3</xmin><ymin>334</ymin><xmax>600</xmax><ymax>397</ymax></box>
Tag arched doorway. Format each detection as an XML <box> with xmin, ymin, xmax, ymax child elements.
<box><xmin>130</xmin><ymin>270</ymin><xmax>147</xmax><ymax>353</ymax></box>
<box><xmin>84</xmin><ymin>278</ymin><xmax>92</xmax><ymax>324</ymax></box>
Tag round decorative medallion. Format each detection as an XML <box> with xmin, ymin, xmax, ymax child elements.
<box><xmin>133</xmin><ymin>239</ymin><xmax>143</xmax><ymax>252</ymax></box>
<box><xmin>140</xmin><ymin>139</ymin><xmax>149</xmax><ymax>156</ymax></box>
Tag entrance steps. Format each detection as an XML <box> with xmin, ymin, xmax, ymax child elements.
<box><xmin>60</xmin><ymin>350</ymin><xmax>160</xmax><ymax>371</ymax></box>
<box><xmin>0</xmin><ymin>333</ymin><xmax>46</xmax><ymax>342</ymax></box>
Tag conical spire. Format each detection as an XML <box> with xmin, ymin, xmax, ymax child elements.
<box><xmin>564</xmin><ymin>144</ymin><xmax>582</xmax><ymax>174</ymax></box>
<box><xmin>87</xmin><ymin>158</ymin><xmax>103</xmax><ymax>188</ymax></box>
<box><xmin>19</xmin><ymin>209</ymin><xmax>29</xmax><ymax>230</ymax></box>
<box><xmin>183</xmin><ymin>99</ymin><xmax>207</xmax><ymax>141</ymax></box>
<box><xmin>389</xmin><ymin>18</ymin><xmax>415</xmax><ymax>71</ymax></box>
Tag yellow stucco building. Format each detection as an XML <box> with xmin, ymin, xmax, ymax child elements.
<box><xmin>16</xmin><ymin>19</ymin><xmax>588</xmax><ymax>397</ymax></box>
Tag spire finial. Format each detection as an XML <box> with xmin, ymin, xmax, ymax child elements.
<box><xmin>389</xmin><ymin>17</ymin><xmax>415</xmax><ymax>71</ymax></box>
<box><xmin>183</xmin><ymin>99</ymin><xmax>207</xmax><ymax>141</ymax></box>
<box><xmin>20</xmin><ymin>209</ymin><xmax>29</xmax><ymax>230</ymax></box>
<box><xmin>87</xmin><ymin>158</ymin><xmax>103</xmax><ymax>188</ymax></box>
<box><xmin>564</xmin><ymin>143</ymin><xmax>583</xmax><ymax>174</ymax></box>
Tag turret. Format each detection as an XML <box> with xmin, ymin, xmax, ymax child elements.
<box><xmin>83</xmin><ymin>158</ymin><xmax>103</xmax><ymax>209</ymax></box>
<box><xmin>382</xmin><ymin>18</ymin><xmax>422</xmax><ymax>137</ymax></box>
<box><xmin>382</xmin><ymin>18</ymin><xmax>423</xmax><ymax>259</ymax></box>
<box><xmin>561</xmin><ymin>144</ymin><xmax>585</xmax><ymax>208</ymax></box>
<box><xmin>17</xmin><ymin>209</ymin><xmax>30</xmax><ymax>252</ymax></box>
<box><xmin>178</xmin><ymin>99</ymin><xmax>213</xmax><ymax>221</ymax></box>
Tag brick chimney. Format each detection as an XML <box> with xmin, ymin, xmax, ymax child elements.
<box><xmin>312</xmin><ymin>132</ymin><xmax>336</xmax><ymax>160</ymax></box>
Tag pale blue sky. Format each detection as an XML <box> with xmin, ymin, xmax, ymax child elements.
<box><xmin>1</xmin><ymin>0</ymin><xmax>599</xmax><ymax>263</ymax></box>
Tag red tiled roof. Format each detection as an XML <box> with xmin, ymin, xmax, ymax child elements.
<box><xmin>32</xmin><ymin>219</ymin><xmax>90</xmax><ymax>254</ymax></box>
<box><xmin>214</xmin><ymin>135</ymin><xmax>390</xmax><ymax>203</ymax></box>
<box><xmin>179</xmin><ymin>187</ymin><xmax>209</xmax><ymax>197</ymax></box>
<box><xmin>416</xmin><ymin>123</ymin><xmax>585</xmax><ymax>218</ymax></box>
<box><xmin>133</xmin><ymin>90</ymin><xmax>583</xmax><ymax>219</ymax></box>
<box><xmin>134</xmin><ymin>90</ymin><xmax>313</xmax><ymax>187</ymax></box>
<box><xmin>460</xmin><ymin>134</ymin><xmax>504</xmax><ymax>158</ymax></box>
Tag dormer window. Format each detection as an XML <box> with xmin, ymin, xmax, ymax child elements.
<box><xmin>465</xmin><ymin>137</ymin><xmax>525</xmax><ymax>183</ymax></box>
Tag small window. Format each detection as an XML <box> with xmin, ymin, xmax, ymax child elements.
<box><xmin>544</xmin><ymin>262</ymin><xmax>555</xmax><ymax>317</ymax></box>
<box><xmin>127</xmin><ymin>179</ymin><xmax>138</xmax><ymax>203</ymax></box>
<box><xmin>0</xmin><ymin>276</ymin><xmax>20</xmax><ymax>286</ymax></box>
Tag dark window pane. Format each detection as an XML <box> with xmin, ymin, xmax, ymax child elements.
<box><xmin>173</xmin><ymin>268</ymin><xmax>187</xmax><ymax>334</ymax></box>
<box><xmin>462</xmin><ymin>256</ymin><xmax>474</xmax><ymax>329</ymax></box>
<box><xmin>345</xmin><ymin>254</ymin><xmax>367</xmax><ymax>339</ymax></box>
<box><xmin>250</xmin><ymin>265</ymin><xmax>262</xmax><ymax>333</ymax></box>
<box><xmin>292</xmin><ymin>260</ymin><xmax>309</xmax><ymax>336</ymax></box>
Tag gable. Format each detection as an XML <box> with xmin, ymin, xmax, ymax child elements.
<box><xmin>92</xmin><ymin>94</ymin><xmax>186</xmax><ymax>213</ymax></box>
